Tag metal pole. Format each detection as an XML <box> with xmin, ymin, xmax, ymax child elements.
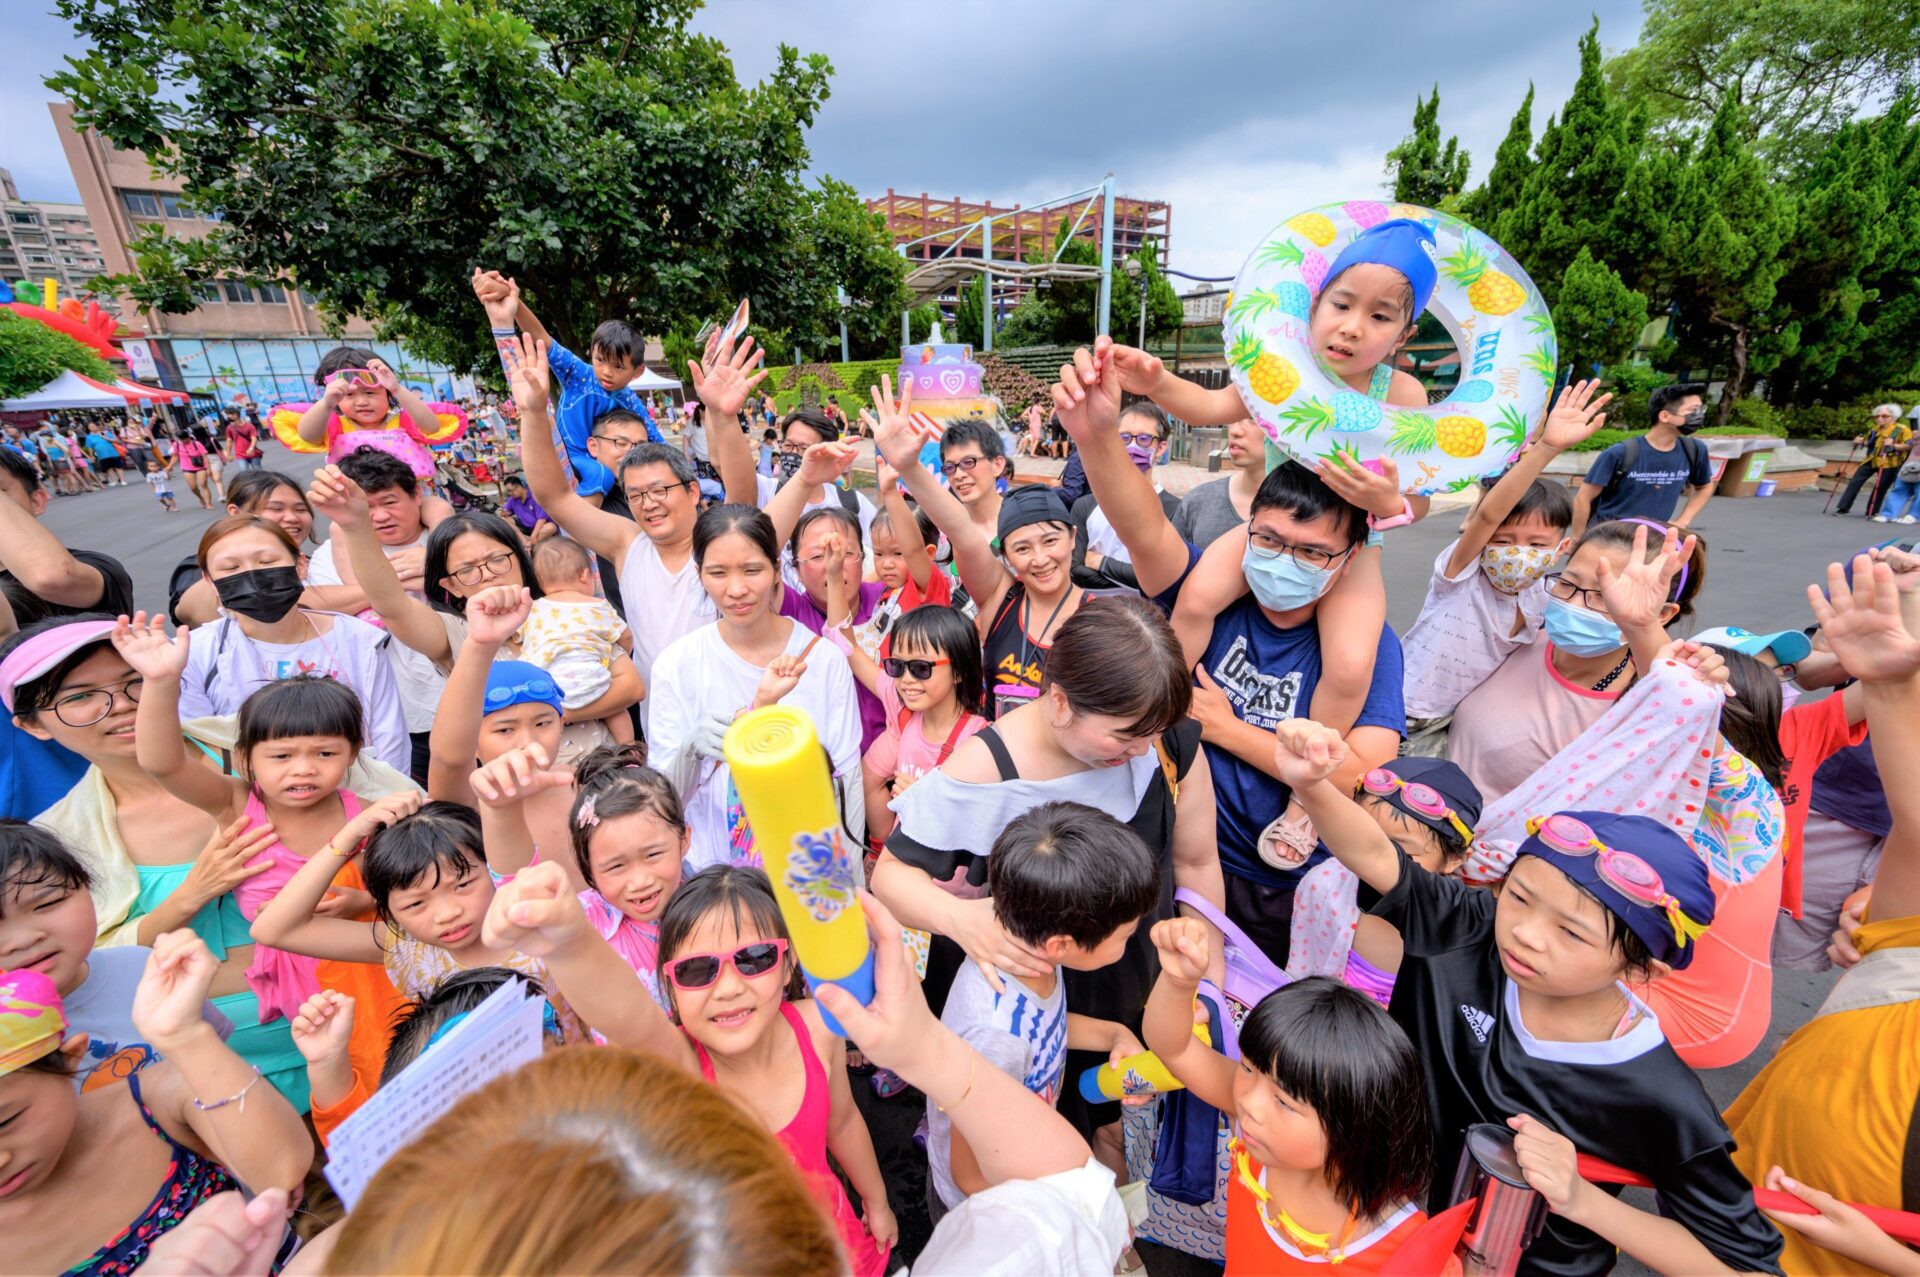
<box><xmin>898</xmin><ymin>245</ymin><xmax>910</xmax><ymax>345</ymax></box>
<box><xmin>1137</xmin><ymin>274</ymin><xmax>1148</xmax><ymax>347</ymax></box>
<box><xmin>836</xmin><ymin>285</ymin><xmax>849</xmax><ymax>362</ymax></box>
<box><xmin>1096</xmin><ymin>173</ymin><xmax>1116</xmax><ymax>338</ymax></box>
<box><xmin>981</xmin><ymin>214</ymin><xmax>993</xmax><ymax>354</ymax></box>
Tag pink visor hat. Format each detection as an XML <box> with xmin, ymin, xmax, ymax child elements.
<box><xmin>0</xmin><ymin>618</ymin><xmax>118</xmax><ymax>714</ymax></box>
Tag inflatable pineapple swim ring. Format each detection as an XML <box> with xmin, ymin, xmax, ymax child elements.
<box><xmin>1223</xmin><ymin>200</ymin><xmax>1555</xmax><ymax>497</ymax></box>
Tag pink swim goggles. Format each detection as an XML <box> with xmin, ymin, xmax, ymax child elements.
<box><xmin>1359</xmin><ymin>768</ymin><xmax>1474</xmax><ymax>844</ymax></box>
<box><xmin>1524</xmin><ymin>813</ymin><xmax>1709</xmax><ymax>946</ymax></box>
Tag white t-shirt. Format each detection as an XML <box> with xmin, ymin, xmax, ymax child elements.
<box><xmin>176</xmin><ymin>612</ymin><xmax>413</xmax><ymax>775</ymax></box>
<box><xmin>646</xmin><ymin>621</ymin><xmax>862</xmax><ymax>871</ymax></box>
<box><xmin>686</xmin><ymin>418</ymin><xmax>709</xmax><ymax>463</ymax></box>
<box><xmin>911</xmin><ymin>1161</ymin><xmax>1128</xmax><ymax>1276</ymax></box>
<box><xmin>927</xmin><ymin>961</ymin><xmax>1069</xmax><ymax>1210</ymax></box>
<box><xmin>1400</xmin><ymin>538</ymin><xmax>1547</xmax><ymax>720</ymax></box>
<box><xmin>307</xmin><ymin>532</ymin><xmax>444</xmax><ymax>735</ymax></box>
<box><xmin>615</xmin><ymin>535</ymin><xmax>716</xmax><ymax>733</ymax></box>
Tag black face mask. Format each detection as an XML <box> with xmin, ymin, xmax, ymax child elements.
<box><xmin>775</xmin><ymin>449</ymin><xmax>804</xmax><ymax>482</ymax></box>
<box><xmin>1676</xmin><ymin>409</ymin><xmax>1707</xmax><ymax>435</ymax></box>
<box><xmin>215</xmin><ymin>566</ymin><xmax>303</xmax><ymax>623</ymax></box>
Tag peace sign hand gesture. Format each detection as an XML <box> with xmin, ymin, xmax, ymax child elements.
<box><xmin>868</xmin><ymin>374</ymin><xmax>938</xmax><ymax>471</ymax></box>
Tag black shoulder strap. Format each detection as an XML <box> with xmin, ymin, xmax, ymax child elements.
<box><xmin>1682</xmin><ymin>435</ymin><xmax>1706</xmax><ymax>473</ymax></box>
<box><xmin>837</xmin><ymin>483</ymin><xmax>860</xmax><ymax>515</ymax></box>
<box><xmin>975</xmin><ymin>726</ymin><xmax>1020</xmax><ymax>781</ymax></box>
<box><xmin>1617</xmin><ymin>435</ymin><xmax>1641</xmax><ymax>483</ymax></box>
<box><xmin>203</xmin><ymin>618</ymin><xmax>233</xmax><ymax>698</ymax></box>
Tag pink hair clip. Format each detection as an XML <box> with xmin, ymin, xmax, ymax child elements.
<box><xmin>575</xmin><ymin>796</ymin><xmax>600</xmax><ymax>829</ymax></box>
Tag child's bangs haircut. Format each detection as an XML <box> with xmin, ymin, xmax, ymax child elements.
<box><xmin>1356</xmin><ymin>792</ymin><xmax>1465</xmax><ymax>864</ymax></box>
<box><xmin>1513</xmin><ymin>855</ymin><xmax>1659</xmax><ymax>981</ymax></box>
<box><xmin>1042</xmin><ymin>594</ymin><xmax>1192</xmax><ymax>737</ymax></box>
<box><xmin>382</xmin><ymin>966</ymin><xmax>552</xmax><ymax>1085</ymax></box>
<box><xmin>1252</xmin><ymin>460</ymin><xmax>1370</xmax><ymax>549</ymax></box>
<box><xmin>235</xmin><ymin>675</ymin><xmax>365</xmax><ymax>763</ymax></box>
<box><xmin>590</xmin><ymin>320</ymin><xmax>643</xmax><ymax>367</ymax></box>
<box><xmin>870</xmin><ymin>498</ymin><xmax>937</xmax><ymax>554</ymax></box>
<box><xmin>0</xmin><ymin>820</ymin><xmax>91</xmax><ymax>910</ymax></box>
<box><xmin>363</xmin><ymin>801</ymin><xmax>487</xmax><ymax>928</ymax></box>
<box><xmin>1240</xmin><ymin>977</ymin><xmax>1434</xmax><ymax>1221</ymax></box>
<box><xmin>987</xmin><ymin>800</ymin><xmax>1159</xmax><ymax>950</ymax></box>
<box><xmin>655</xmin><ymin>866</ymin><xmax>803</xmax><ymax>1010</ymax></box>
<box><xmin>1479</xmin><ymin>475</ymin><xmax>1574</xmax><ymax>532</ymax></box>
<box><xmin>569</xmin><ymin>743</ymin><xmax>686</xmax><ymax>885</ymax></box>
<box><xmin>313</xmin><ymin>345</ymin><xmax>381</xmax><ymax>387</ymax></box>
<box><xmin>888</xmin><ymin>605</ymin><xmax>986</xmax><ymax>716</ymax></box>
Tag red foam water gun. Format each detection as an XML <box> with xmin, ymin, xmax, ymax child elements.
<box><xmin>1577</xmin><ymin>1154</ymin><xmax>1920</xmax><ymax>1248</ymax></box>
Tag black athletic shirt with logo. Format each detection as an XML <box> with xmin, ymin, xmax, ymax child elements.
<box><xmin>1369</xmin><ymin>850</ymin><xmax>1783</xmax><ymax>1277</ymax></box>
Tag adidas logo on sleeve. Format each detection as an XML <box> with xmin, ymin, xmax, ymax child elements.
<box><xmin>1459</xmin><ymin>1004</ymin><xmax>1496</xmax><ymax>1043</ymax></box>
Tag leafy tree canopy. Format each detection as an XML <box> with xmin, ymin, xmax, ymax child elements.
<box><xmin>1386</xmin><ymin>87</ymin><xmax>1471</xmax><ymax>206</ymax></box>
<box><xmin>0</xmin><ymin>310</ymin><xmax>116</xmax><ymax>399</ymax></box>
<box><xmin>49</xmin><ymin>0</ymin><xmax>907</xmax><ymax>374</ymax></box>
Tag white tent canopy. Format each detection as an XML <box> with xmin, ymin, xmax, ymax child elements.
<box><xmin>0</xmin><ymin>369</ymin><xmax>132</xmax><ymax>411</ymax></box>
<box><xmin>628</xmin><ymin>367</ymin><xmax>681</xmax><ymax>392</ymax></box>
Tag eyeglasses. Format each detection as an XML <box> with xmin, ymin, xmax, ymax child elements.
<box><xmin>628</xmin><ymin>480</ymin><xmax>693</xmax><ymax>508</ymax></box>
<box><xmin>591</xmin><ymin>433</ymin><xmax>649</xmax><ymax>451</ymax></box>
<box><xmin>444</xmin><ymin>551</ymin><xmax>517</xmax><ymax>587</ymax></box>
<box><xmin>1246</xmin><ymin>527</ymin><xmax>1349</xmax><ymax>572</ymax></box>
<box><xmin>1117</xmin><ymin>432</ymin><xmax>1162</xmax><ymax>448</ymax></box>
<box><xmin>1360</xmin><ymin>769</ymin><xmax>1474</xmax><ymax>844</ymax></box>
<box><xmin>1772</xmin><ymin>662</ymin><xmax>1798</xmax><ymax>682</ymax></box>
<box><xmin>795</xmin><ymin>548</ymin><xmax>861</xmax><ymax>569</ymax></box>
<box><xmin>945</xmin><ymin>455</ymin><xmax>991</xmax><ymax>473</ymax></box>
<box><xmin>49</xmin><ymin>676</ymin><xmax>143</xmax><ymax>728</ymax></box>
<box><xmin>1543</xmin><ymin>573</ymin><xmax>1608</xmax><ymax>612</ymax></box>
<box><xmin>667</xmin><ymin>939</ymin><xmax>790</xmax><ymax>990</ymax></box>
<box><xmin>1525</xmin><ymin>813</ymin><xmax>1708</xmax><ymax>945</ymax></box>
<box><xmin>325</xmin><ymin>368</ymin><xmax>380</xmax><ymax>389</ymax></box>
<box><xmin>882</xmin><ymin>656</ymin><xmax>951</xmax><ymax>681</ymax></box>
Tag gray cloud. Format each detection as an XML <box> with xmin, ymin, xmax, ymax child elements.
<box><xmin>10</xmin><ymin>1</ymin><xmax>1648</xmax><ymax>278</ymax></box>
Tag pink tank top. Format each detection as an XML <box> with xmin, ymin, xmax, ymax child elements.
<box><xmin>691</xmin><ymin>1003</ymin><xmax>889</xmax><ymax>1276</ymax></box>
<box><xmin>233</xmin><ymin>788</ymin><xmax>362</xmax><ymax>1024</ymax></box>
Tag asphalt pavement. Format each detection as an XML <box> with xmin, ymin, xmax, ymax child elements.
<box><xmin>38</xmin><ymin>449</ymin><xmax>1885</xmax><ymax>1271</ymax></box>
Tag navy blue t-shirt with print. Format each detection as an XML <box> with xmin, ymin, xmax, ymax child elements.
<box><xmin>1584</xmin><ymin>436</ymin><xmax>1714</xmax><ymax>524</ymax></box>
<box><xmin>1200</xmin><ymin>594</ymin><xmax>1406</xmax><ymax>889</ymax></box>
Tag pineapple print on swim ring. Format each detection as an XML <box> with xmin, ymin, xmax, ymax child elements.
<box><xmin>1223</xmin><ymin>200</ymin><xmax>1554</xmax><ymax>497</ymax></box>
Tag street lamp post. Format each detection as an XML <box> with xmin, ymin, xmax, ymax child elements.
<box><xmin>1123</xmin><ymin>257</ymin><xmax>1146</xmax><ymax>347</ymax></box>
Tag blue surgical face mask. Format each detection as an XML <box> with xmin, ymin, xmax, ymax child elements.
<box><xmin>1242</xmin><ymin>544</ymin><xmax>1338</xmax><ymax>612</ymax></box>
<box><xmin>1542</xmin><ymin>597</ymin><xmax>1624</xmax><ymax>656</ymax></box>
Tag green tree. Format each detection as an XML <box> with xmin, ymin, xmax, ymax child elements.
<box><xmin>0</xmin><ymin>310</ymin><xmax>115</xmax><ymax>398</ymax></box>
<box><xmin>1663</xmin><ymin>97</ymin><xmax>1796</xmax><ymax>420</ymax></box>
<box><xmin>1386</xmin><ymin>87</ymin><xmax>1471</xmax><ymax>205</ymax></box>
<box><xmin>953</xmin><ymin>273</ymin><xmax>987</xmax><ymax>348</ymax></box>
<box><xmin>1494</xmin><ymin>21</ymin><xmax>1647</xmax><ymax>308</ymax></box>
<box><xmin>1554</xmin><ymin>247</ymin><xmax>1649</xmax><ymax>376</ymax></box>
<box><xmin>906</xmin><ymin>304</ymin><xmax>940</xmax><ymax>345</ymax></box>
<box><xmin>1458</xmin><ymin>86</ymin><xmax>1534</xmax><ymax>226</ymax></box>
<box><xmin>995</xmin><ymin>292</ymin><xmax>1062</xmax><ymax>349</ymax></box>
<box><xmin>1110</xmin><ymin>240</ymin><xmax>1183</xmax><ymax>343</ymax></box>
<box><xmin>49</xmin><ymin>0</ymin><xmax>906</xmax><ymax>375</ymax></box>
<box><xmin>1607</xmin><ymin>0</ymin><xmax>1920</xmax><ymax>165</ymax></box>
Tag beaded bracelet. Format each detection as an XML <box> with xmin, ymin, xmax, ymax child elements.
<box><xmin>192</xmin><ymin>1066</ymin><xmax>263</xmax><ymax>1114</ymax></box>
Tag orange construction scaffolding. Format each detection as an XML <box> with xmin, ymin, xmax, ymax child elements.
<box><xmin>868</xmin><ymin>188</ymin><xmax>1171</xmax><ymax>269</ymax></box>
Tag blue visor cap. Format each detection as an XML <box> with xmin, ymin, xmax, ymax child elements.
<box><xmin>1323</xmin><ymin>218</ymin><xmax>1439</xmax><ymax>318</ymax></box>
<box><xmin>484</xmin><ymin>660</ymin><xmax>565</xmax><ymax>716</ymax></box>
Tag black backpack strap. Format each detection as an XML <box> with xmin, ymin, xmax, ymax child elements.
<box><xmin>975</xmin><ymin>726</ymin><xmax>1020</xmax><ymax>781</ymax></box>
<box><xmin>202</xmin><ymin>618</ymin><xmax>232</xmax><ymax>699</ymax></box>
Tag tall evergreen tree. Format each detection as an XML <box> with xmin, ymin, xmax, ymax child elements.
<box><xmin>1386</xmin><ymin>87</ymin><xmax>1471</xmax><ymax>206</ymax></box>
<box><xmin>1555</xmin><ymin>247</ymin><xmax>1649</xmax><ymax>375</ymax></box>
<box><xmin>1459</xmin><ymin>86</ymin><xmax>1534</xmax><ymax>226</ymax></box>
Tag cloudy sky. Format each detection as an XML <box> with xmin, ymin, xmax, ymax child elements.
<box><xmin>8</xmin><ymin>1</ymin><xmax>1645</xmax><ymax>277</ymax></box>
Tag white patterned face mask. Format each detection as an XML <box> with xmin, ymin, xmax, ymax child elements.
<box><xmin>1479</xmin><ymin>543</ymin><xmax>1559</xmax><ymax>595</ymax></box>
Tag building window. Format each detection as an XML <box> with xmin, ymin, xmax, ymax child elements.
<box><xmin>122</xmin><ymin>192</ymin><xmax>162</xmax><ymax>217</ymax></box>
<box><xmin>220</xmin><ymin>280</ymin><xmax>254</xmax><ymax>303</ymax></box>
<box><xmin>7</xmin><ymin>211</ymin><xmax>37</xmax><ymax>226</ymax></box>
<box><xmin>26</xmin><ymin>254</ymin><xmax>52</xmax><ymax>265</ymax></box>
<box><xmin>257</xmin><ymin>283</ymin><xmax>287</xmax><ymax>304</ymax></box>
<box><xmin>193</xmin><ymin>282</ymin><xmax>223</xmax><ymax>304</ymax></box>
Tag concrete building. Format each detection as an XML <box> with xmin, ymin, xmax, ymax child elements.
<box><xmin>0</xmin><ymin>167</ymin><xmax>107</xmax><ymax>298</ymax></box>
<box><xmin>48</xmin><ymin>103</ymin><xmax>460</xmax><ymax>406</ymax></box>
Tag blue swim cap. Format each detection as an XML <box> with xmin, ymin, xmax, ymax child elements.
<box><xmin>1323</xmin><ymin>218</ymin><xmax>1439</xmax><ymax>320</ymax></box>
<box><xmin>484</xmin><ymin>660</ymin><xmax>565</xmax><ymax>716</ymax></box>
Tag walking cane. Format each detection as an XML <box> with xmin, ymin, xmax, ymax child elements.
<box><xmin>1825</xmin><ymin>439</ymin><xmax>1863</xmax><ymax>515</ymax></box>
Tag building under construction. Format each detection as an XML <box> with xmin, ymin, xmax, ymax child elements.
<box><xmin>867</xmin><ymin>187</ymin><xmax>1171</xmax><ymax>309</ymax></box>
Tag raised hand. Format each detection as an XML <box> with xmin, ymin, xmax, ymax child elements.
<box><xmin>813</xmin><ymin>890</ymin><xmax>945</xmax><ymax>1075</ymax></box>
<box><xmin>289</xmin><ymin>990</ymin><xmax>356</xmax><ymax>1065</ymax></box>
<box><xmin>1595</xmin><ymin>522</ymin><xmax>1694</xmax><ymax>631</ymax></box>
<box><xmin>1317</xmin><ymin>451</ymin><xmax>1405</xmax><ymax>520</ymax></box>
<box><xmin>482</xmin><ymin>859</ymin><xmax>588</xmax><ymax>958</ymax></box>
<box><xmin>687</xmin><ymin>327</ymin><xmax>768</xmax><ymax>423</ymax></box>
<box><xmin>1094</xmin><ymin>336</ymin><xmax>1168</xmax><ymax>396</ymax></box>
<box><xmin>467</xmin><ymin>584</ymin><xmax>533</xmax><ymax>647</ymax></box>
<box><xmin>112</xmin><ymin>611</ymin><xmax>190</xmax><ymax>681</ymax></box>
<box><xmin>868</xmin><ymin>374</ymin><xmax>937</xmax><ymax>471</ymax></box>
<box><xmin>332</xmin><ymin>790</ymin><xmax>426</xmax><ymax>857</ymax></box>
<box><xmin>1149</xmin><ymin>916</ymin><xmax>1211</xmax><ymax>985</ymax></box>
<box><xmin>503</xmin><ymin>333</ymin><xmax>552</xmax><ymax>412</ymax></box>
<box><xmin>1650</xmin><ymin>638</ymin><xmax>1732</xmax><ymax>694</ymax></box>
<box><xmin>1870</xmin><ymin>544</ymin><xmax>1920</xmax><ymax>595</ymax></box>
<box><xmin>1538</xmin><ymin>378</ymin><xmax>1613</xmax><ymax>451</ymax></box>
<box><xmin>1809</xmin><ymin>555</ymin><xmax>1920</xmax><ymax>684</ymax></box>
<box><xmin>797</xmin><ymin>440</ymin><xmax>859</xmax><ymax>489</ymax></box>
<box><xmin>179</xmin><ymin>815</ymin><xmax>280</xmax><ymax>911</ymax></box>
<box><xmin>366</xmin><ymin>358</ymin><xmax>401</xmax><ymax>393</ymax></box>
<box><xmin>469</xmin><ymin>741</ymin><xmax>573</xmax><ymax>809</ymax></box>
<box><xmin>754</xmin><ymin>653</ymin><xmax>808</xmax><ymax>709</ymax></box>
<box><xmin>132</xmin><ymin>930</ymin><xmax>222</xmax><ymax>1048</ymax></box>
<box><xmin>1271</xmin><ymin>718</ymin><xmax>1349</xmax><ymax>790</ymax></box>
<box><xmin>306</xmin><ymin>464</ymin><xmax>370</xmax><ymax>531</ymax></box>
<box><xmin>1050</xmin><ymin>345</ymin><xmax>1121</xmax><ymax>445</ymax></box>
